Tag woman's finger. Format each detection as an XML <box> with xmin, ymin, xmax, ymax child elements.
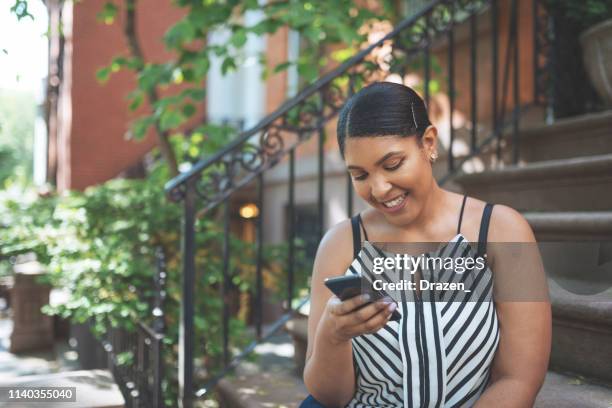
<box><xmin>330</xmin><ymin>293</ymin><xmax>372</xmax><ymax>316</ymax></box>
<box><xmin>350</xmin><ymin>298</ymin><xmax>393</xmax><ymax>324</ymax></box>
<box><xmin>360</xmin><ymin>302</ymin><xmax>396</xmax><ymax>334</ymax></box>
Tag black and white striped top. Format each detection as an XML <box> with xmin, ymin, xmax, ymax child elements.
<box><xmin>345</xmin><ymin>197</ymin><xmax>499</xmax><ymax>408</ymax></box>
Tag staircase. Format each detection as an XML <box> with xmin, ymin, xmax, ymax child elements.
<box><xmin>216</xmin><ymin>111</ymin><xmax>612</xmax><ymax>407</ymax></box>
<box><xmin>454</xmin><ymin>109</ymin><xmax>612</xmax><ymax>407</ymax></box>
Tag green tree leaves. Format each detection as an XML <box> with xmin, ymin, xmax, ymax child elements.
<box><xmin>88</xmin><ymin>0</ymin><xmax>395</xmax><ymax>171</ymax></box>
<box><xmin>97</xmin><ymin>2</ymin><xmax>118</xmax><ymax>25</ymax></box>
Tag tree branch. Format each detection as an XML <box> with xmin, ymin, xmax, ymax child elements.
<box><xmin>124</xmin><ymin>0</ymin><xmax>179</xmax><ymax>176</ymax></box>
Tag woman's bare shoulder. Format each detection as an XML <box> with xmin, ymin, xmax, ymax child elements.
<box><xmin>460</xmin><ymin>195</ymin><xmax>533</xmax><ymax>241</ymax></box>
<box><xmin>488</xmin><ymin>203</ymin><xmax>536</xmax><ymax>243</ymax></box>
<box><xmin>312</xmin><ymin>219</ymin><xmax>355</xmax><ymax>281</ymax></box>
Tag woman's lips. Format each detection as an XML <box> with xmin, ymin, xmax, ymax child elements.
<box><xmin>378</xmin><ymin>192</ymin><xmax>409</xmax><ymax>214</ymax></box>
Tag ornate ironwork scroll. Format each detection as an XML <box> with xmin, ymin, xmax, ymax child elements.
<box><xmin>165</xmin><ymin>0</ymin><xmax>522</xmax><ymax>216</ymax></box>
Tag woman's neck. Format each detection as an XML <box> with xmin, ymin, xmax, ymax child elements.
<box><xmin>408</xmin><ymin>182</ymin><xmax>449</xmax><ymax>231</ymax></box>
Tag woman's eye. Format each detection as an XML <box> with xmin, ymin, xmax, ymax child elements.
<box><xmin>353</xmin><ymin>173</ymin><xmax>367</xmax><ymax>181</ymax></box>
<box><xmin>384</xmin><ymin>160</ymin><xmax>403</xmax><ymax>171</ymax></box>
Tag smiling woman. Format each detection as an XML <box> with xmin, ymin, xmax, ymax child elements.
<box><xmin>340</xmin><ymin>83</ymin><xmax>439</xmax><ymax>226</ymax></box>
<box><xmin>300</xmin><ymin>82</ymin><xmax>551</xmax><ymax>408</ymax></box>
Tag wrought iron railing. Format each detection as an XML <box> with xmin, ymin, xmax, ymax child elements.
<box><xmin>164</xmin><ymin>0</ymin><xmax>553</xmax><ymax>406</ymax></box>
<box><xmin>102</xmin><ymin>247</ymin><xmax>167</xmax><ymax>408</ymax></box>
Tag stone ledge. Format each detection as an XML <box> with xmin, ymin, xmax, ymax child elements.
<box><xmin>549</xmin><ymin>280</ymin><xmax>612</xmax><ymax>386</ymax></box>
<box><xmin>536</xmin><ymin>371</ymin><xmax>612</xmax><ymax>408</ymax></box>
<box><xmin>285</xmin><ymin>316</ymin><xmax>308</xmax><ymax>375</ymax></box>
<box><xmin>525</xmin><ymin>212</ymin><xmax>612</xmax><ymax>240</ymax></box>
<box><xmin>217</xmin><ymin>370</ymin><xmax>308</xmax><ymax>408</ymax></box>
<box><xmin>518</xmin><ymin>110</ymin><xmax>612</xmax><ymax>142</ymax></box>
<box><xmin>454</xmin><ymin>153</ymin><xmax>612</xmax><ymax>185</ymax></box>
<box><xmin>550</xmin><ymin>281</ymin><xmax>612</xmax><ymax>327</ymax></box>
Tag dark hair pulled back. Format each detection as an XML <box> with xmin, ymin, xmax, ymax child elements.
<box><xmin>336</xmin><ymin>82</ymin><xmax>431</xmax><ymax>158</ymax></box>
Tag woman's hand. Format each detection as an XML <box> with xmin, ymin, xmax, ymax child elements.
<box><xmin>323</xmin><ymin>294</ymin><xmax>397</xmax><ymax>345</ymax></box>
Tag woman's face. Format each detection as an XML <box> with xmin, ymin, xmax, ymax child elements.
<box><xmin>344</xmin><ymin>127</ymin><xmax>437</xmax><ymax>226</ymax></box>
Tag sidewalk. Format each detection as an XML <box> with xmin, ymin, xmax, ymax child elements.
<box><xmin>0</xmin><ymin>311</ymin><xmax>79</xmax><ymax>382</ymax></box>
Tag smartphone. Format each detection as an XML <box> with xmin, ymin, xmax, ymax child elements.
<box><xmin>324</xmin><ymin>274</ymin><xmax>401</xmax><ymax>321</ymax></box>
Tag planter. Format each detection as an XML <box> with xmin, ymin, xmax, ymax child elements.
<box><xmin>580</xmin><ymin>18</ymin><xmax>612</xmax><ymax>106</ymax></box>
<box><xmin>9</xmin><ymin>262</ymin><xmax>53</xmax><ymax>353</ymax></box>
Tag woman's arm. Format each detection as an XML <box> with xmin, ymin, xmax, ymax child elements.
<box><xmin>303</xmin><ymin>221</ymin><xmax>356</xmax><ymax>407</ymax></box>
<box><xmin>303</xmin><ymin>220</ymin><xmax>394</xmax><ymax>407</ymax></box>
<box><xmin>474</xmin><ymin>205</ymin><xmax>552</xmax><ymax>407</ymax></box>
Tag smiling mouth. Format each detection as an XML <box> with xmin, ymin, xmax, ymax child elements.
<box><xmin>381</xmin><ymin>192</ymin><xmax>409</xmax><ymax>208</ymax></box>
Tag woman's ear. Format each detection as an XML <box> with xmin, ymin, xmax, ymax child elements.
<box><xmin>420</xmin><ymin>126</ymin><xmax>438</xmax><ymax>158</ymax></box>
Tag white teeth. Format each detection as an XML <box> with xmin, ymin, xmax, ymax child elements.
<box><xmin>383</xmin><ymin>193</ymin><xmax>407</xmax><ymax>208</ymax></box>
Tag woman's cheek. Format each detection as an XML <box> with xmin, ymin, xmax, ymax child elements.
<box><xmin>353</xmin><ymin>182</ymin><xmax>370</xmax><ymax>201</ymax></box>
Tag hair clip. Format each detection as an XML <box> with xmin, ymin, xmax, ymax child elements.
<box><xmin>411</xmin><ymin>102</ymin><xmax>419</xmax><ymax>130</ymax></box>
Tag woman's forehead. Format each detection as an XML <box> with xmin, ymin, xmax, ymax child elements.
<box><xmin>344</xmin><ymin>135</ymin><xmax>417</xmax><ymax>161</ymax></box>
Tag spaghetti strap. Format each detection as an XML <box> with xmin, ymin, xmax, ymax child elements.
<box><xmin>477</xmin><ymin>203</ymin><xmax>495</xmax><ymax>258</ymax></box>
<box><xmin>350</xmin><ymin>215</ymin><xmax>361</xmax><ymax>259</ymax></box>
<box><xmin>350</xmin><ymin>214</ymin><xmax>369</xmax><ymax>258</ymax></box>
<box><xmin>457</xmin><ymin>194</ymin><xmax>468</xmax><ymax>234</ymax></box>
<box><xmin>358</xmin><ymin>214</ymin><xmax>369</xmax><ymax>241</ymax></box>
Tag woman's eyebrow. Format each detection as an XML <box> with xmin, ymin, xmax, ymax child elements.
<box><xmin>347</xmin><ymin>151</ymin><xmax>404</xmax><ymax>170</ymax></box>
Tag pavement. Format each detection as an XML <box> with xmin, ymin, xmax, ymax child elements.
<box><xmin>0</xmin><ymin>309</ymin><xmax>79</xmax><ymax>381</ymax></box>
<box><xmin>0</xmin><ymin>310</ymin><xmax>125</xmax><ymax>407</ymax></box>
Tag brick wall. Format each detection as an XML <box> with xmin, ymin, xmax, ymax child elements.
<box><xmin>56</xmin><ymin>0</ymin><xmax>185</xmax><ymax>191</ymax></box>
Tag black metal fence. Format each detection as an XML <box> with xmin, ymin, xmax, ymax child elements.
<box><xmin>102</xmin><ymin>247</ymin><xmax>167</xmax><ymax>408</ymax></box>
<box><xmin>163</xmin><ymin>0</ymin><xmax>557</xmax><ymax>406</ymax></box>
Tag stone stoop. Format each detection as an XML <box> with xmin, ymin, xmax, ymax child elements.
<box><xmin>215</xmin><ymin>319</ymin><xmax>612</xmax><ymax>408</ymax></box>
<box><xmin>451</xmin><ymin>109</ymin><xmax>612</xmax><ymax>406</ymax></box>
<box><xmin>0</xmin><ymin>369</ymin><xmax>125</xmax><ymax>408</ymax></box>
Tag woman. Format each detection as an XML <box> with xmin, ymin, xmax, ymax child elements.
<box><xmin>301</xmin><ymin>82</ymin><xmax>551</xmax><ymax>407</ymax></box>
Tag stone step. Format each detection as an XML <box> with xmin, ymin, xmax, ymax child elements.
<box><xmin>524</xmin><ymin>211</ymin><xmax>612</xmax><ymax>241</ymax></box>
<box><xmin>284</xmin><ymin>315</ymin><xmax>308</xmax><ymax>375</ymax></box>
<box><xmin>0</xmin><ymin>369</ymin><xmax>125</xmax><ymax>408</ymax></box>
<box><xmin>217</xmin><ymin>341</ymin><xmax>612</xmax><ymax>408</ymax></box>
<box><xmin>219</xmin><ymin>368</ymin><xmax>612</xmax><ymax>408</ymax></box>
<box><xmin>453</xmin><ymin>153</ymin><xmax>612</xmax><ymax>211</ymax></box>
<box><xmin>434</xmin><ymin>110</ymin><xmax>612</xmax><ymax>179</ymax></box>
<box><xmin>217</xmin><ymin>369</ymin><xmax>308</xmax><ymax>408</ymax></box>
<box><xmin>535</xmin><ymin>371</ymin><xmax>612</xmax><ymax>408</ymax></box>
<box><xmin>517</xmin><ymin>110</ymin><xmax>612</xmax><ymax>163</ymax></box>
<box><xmin>549</xmin><ymin>280</ymin><xmax>612</xmax><ymax>386</ymax></box>
<box><xmin>215</xmin><ymin>330</ymin><xmax>308</xmax><ymax>408</ymax></box>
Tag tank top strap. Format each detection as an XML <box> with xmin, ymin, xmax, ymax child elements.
<box><xmin>456</xmin><ymin>194</ymin><xmax>469</xmax><ymax>234</ymax></box>
<box><xmin>358</xmin><ymin>214</ymin><xmax>369</xmax><ymax>241</ymax></box>
<box><xmin>350</xmin><ymin>214</ymin><xmax>369</xmax><ymax>259</ymax></box>
<box><xmin>350</xmin><ymin>215</ymin><xmax>361</xmax><ymax>259</ymax></box>
<box><xmin>477</xmin><ymin>203</ymin><xmax>495</xmax><ymax>258</ymax></box>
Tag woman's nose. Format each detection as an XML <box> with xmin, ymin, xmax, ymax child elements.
<box><xmin>370</xmin><ymin>176</ymin><xmax>392</xmax><ymax>200</ymax></box>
